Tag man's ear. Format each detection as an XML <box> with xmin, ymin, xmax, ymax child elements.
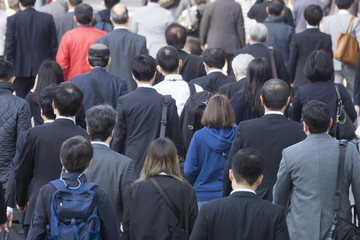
<box><xmin>229</xmin><ymin>169</ymin><xmax>234</xmax><ymax>181</ymax></box>
<box><xmin>329</xmin><ymin>117</ymin><xmax>333</xmax><ymax>129</ymax></box>
<box><xmin>260</xmin><ymin>95</ymin><xmax>264</xmax><ymax>107</ymax></box>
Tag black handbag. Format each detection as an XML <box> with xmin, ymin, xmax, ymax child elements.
<box><xmin>326</xmin><ymin>140</ymin><xmax>360</xmax><ymax>240</ymax></box>
<box><xmin>334</xmin><ymin>84</ymin><xmax>356</xmax><ymax>140</ymax></box>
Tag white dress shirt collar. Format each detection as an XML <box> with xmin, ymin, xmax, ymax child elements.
<box><xmin>114</xmin><ymin>26</ymin><xmax>128</xmax><ymax>30</ymax></box>
<box><xmin>264</xmin><ymin>111</ymin><xmax>283</xmax><ymax>116</ymax></box>
<box><xmin>338</xmin><ymin>9</ymin><xmax>351</xmax><ymax>14</ymax></box>
<box><xmin>306</xmin><ymin>25</ymin><xmax>318</xmax><ymax>29</ymax></box>
<box><xmin>208</xmin><ymin>69</ymin><xmax>223</xmax><ymax>75</ymax></box>
<box><xmin>56</xmin><ymin>116</ymin><xmax>76</xmax><ymax>124</ymax></box>
<box><xmin>137</xmin><ymin>83</ymin><xmax>153</xmax><ymax>88</ymax></box>
<box><xmin>91</xmin><ymin>141</ymin><xmax>109</xmax><ymax>147</ymax></box>
<box><xmin>164</xmin><ymin>74</ymin><xmax>183</xmax><ymax>81</ymax></box>
<box><xmin>231</xmin><ymin>188</ymin><xmax>256</xmax><ymax>195</ymax></box>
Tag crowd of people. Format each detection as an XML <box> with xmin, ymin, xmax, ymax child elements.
<box><xmin>0</xmin><ymin>0</ymin><xmax>360</xmax><ymax>239</ymax></box>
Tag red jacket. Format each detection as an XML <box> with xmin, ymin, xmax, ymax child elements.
<box><xmin>56</xmin><ymin>26</ymin><xmax>106</xmax><ymax>81</ymax></box>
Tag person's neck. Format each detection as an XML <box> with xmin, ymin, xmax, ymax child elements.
<box><xmin>56</xmin><ymin>114</ymin><xmax>75</xmax><ymax>120</ymax></box>
<box><xmin>232</xmin><ymin>182</ymin><xmax>257</xmax><ymax>192</ymax></box>
<box><xmin>163</xmin><ymin>71</ymin><xmax>179</xmax><ymax>76</ymax></box>
<box><xmin>264</xmin><ymin>107</ymin><xmax>285</xmax><ymax>114</ymax></box>
<box><xmin>236</xmin><ymin>75</ymin><xmax>245</xmax><ymax>81</ymax></box>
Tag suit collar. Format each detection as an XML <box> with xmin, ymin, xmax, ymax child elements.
<box><xmin>306</xmin><ymin>133</ymin><xmax>333</xmax><ymax>140</ymax></box>
<box><xmin>53</xmin><ymin>118</ymin><xmax>76</xmax><ymax>125</ymax></box>
<box><xmin>230</xmin><ymin>191</ymin><xmax>259</xmax><ymax>199</ymax></box>
<box><xmin>135</xmin><ymin>87</ymin><xmax>157</xmax><ymax>93</ymax></box>
<box><xmin>92</xmin><ymin>142</ymin><xmax>110</xmax><ymax>148</ymax></box>
<box><xmin>261</xmin><ymin>114</ymin><xmax>286</xmax><ymax>120</ymax></box>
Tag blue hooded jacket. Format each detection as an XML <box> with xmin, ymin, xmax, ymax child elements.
<box><xmin>184</xmin><ymin>126</ymin><xmax>237</xmax><ymax>202</ymax></box>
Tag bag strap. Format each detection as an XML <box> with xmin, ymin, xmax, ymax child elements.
<box><xmin>187</xmin><ymin>82</ymin><xmax>196</xmax><ymax>97</ymax></box>
<box><xmin>268</xmin><ymin>47</ymin><xmax>278</xmax><ymax>79</ymax></box>
<box><xmin>333</xmin><ymin>140</ymin><xmax>348</xmax><ymax>212</ymax></box>
<box><xmin>335</xmin><ymin>83</ymin><xmax>342</xmax><ymax>123</ymax></box>
<box><xmin>160</xmin><ymin>95</ymin><xmax>172</xmax><ymax>138</ymax></box>
<box><xmin>346</xmin><ymin>17</ymin><xmax>356</xmax><ymax>34</ymax></box>
<box><xmin>88</xmin><ymin>73</ymin><xmax>105</xmax><ymax>104</ymax></box>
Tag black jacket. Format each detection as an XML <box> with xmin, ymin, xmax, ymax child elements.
<box><xmin>191</xmin><ymin>72</ymin><xmax>234</xmax><ymax>93</ymax></box>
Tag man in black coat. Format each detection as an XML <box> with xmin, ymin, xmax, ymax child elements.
<box><xmin>15</xmin><ymin>82</ymin><xmax>89</xmax><ymax>237</ymax></box>
<box><xmin>190</xmin><ymin>148</ymin><xmax>290</xmax><ymax>240</ymax></box>
<box><xmin>111</xmin><ymin>55</ymin><xmax>185</xmax><ymax>177</ymax></box>
<box><xmin>223</xmin><ymin>79</ymin><xmax>306</xmax><ymax>200</ymax></box>
<box><xmin>4</xmin><ymin>0</ymin><xmax>58</xmax><ymax>98</ymax></box>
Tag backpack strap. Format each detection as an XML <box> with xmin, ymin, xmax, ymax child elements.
<box><xmin>187</xmin><ymin>82</ymin><xmax>196</xmax><ymax>97</ymax></box>
<box><xmin>49</xmin><ymin>179</ymin><xmax>67</xmax><ymax>191</ymax></box>
<box><xmin>187</xmin><ymin>91</ymin><xmax>212</xmax><ymax>130</ymax></box>
<box><xmin>160</xmin><ymin>95</ymin><xmax>172</xmax><ymax>138</ymax></box>
<box><xmin>87</xmin><ymin>73</ymin><xmax>105</xmax><ymax>104</ymax></box>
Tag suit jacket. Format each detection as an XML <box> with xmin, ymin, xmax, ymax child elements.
<box><xmin>70</xmin><ymin>67</ymin><xmax>128</xmax><ymax>112</ymax></box>
<box><xmin>15</xmin><ymin>118</ymin><xmax>89</xmax><ymax>225</ymax></box>
<box><xmin>234</xmin><ymin>43</ymin><xmax>290</xmax><ymax>84</ymax></box>
<box><xmin>218</xmin><ymin>77</ymin><xmax>244</xmax><ymax>100</ymax></box>
<box><xmin>97</xmin><ymin>28</ymin><xmax>148</xmax><ymax>92</ymax></box>
<box><xmin>190</xmin><ymin>71</ymin><xmax>234</xmax><ymax>93</ymax></box>
<box><xmin>190</xmin><ymin>191</ymin><xmax>290</xmax><ymax>240</ymax></box>
<box><xmin>178</xmin><ymin>50</ymin><xmax>206</xmax><ymax>82</ymax></box>
<box><xmin>292</xmin><ymin>0</ymin><xmax>326</xmax><ymax>33</ymax></box>
<box><xmin>54</xmin><ymin>12</ymin><xmax>77</xmax><ymax>45</ymax></box>
<box><xmin>200</xmin><ymin>0</ymin><xmax>245</xmax><ymax>54</ymax></box>
<box><xmin>222</xmin><ymin>114</ymin><xmax>306</xmax><ymax>200</ymax></box>
<box><xmin>4</xmin><ymin>8</ymin><xmax>57</xmax><ymax>78</ymax></box>
<box><xmin>111</xmin><ymin>87</ymin><xmax>185</xmax><ymax>177</ymax></box>
<box><xmin>38</xmin><ymin>0</ymin><xmax>67</xmax><ymax>17</ymax></box>
<box><xmin>86</xmin><ymin>143</ymin><xmax>135</xmax><ymax>227</ymax></box>
<box><xmin>323</xmin><ymin>0</ymin><xmax>360</xmax><ymax>16</ymax></box>
<box><xmin>354</xmin><ymin>52</ymin><xmax>360</xmax><ymax>105</ymax></box>
<box><xmin>273</xmin><ymin>134</ymin><xmax>360</xmax><ymax>239</ymax></box>
<box><xmin>288</xmin><ymin>28</ymin><xmax>333</xmax><ymax>87</ymax></box>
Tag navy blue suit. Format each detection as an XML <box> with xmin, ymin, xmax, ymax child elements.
<box><xmin>191</xmin><ymin>72</ymin><xmax>234</xmax><ymax>93</ymax></box>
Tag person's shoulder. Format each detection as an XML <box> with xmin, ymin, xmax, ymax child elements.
<box><xmin>93</xmin><ymin>145</ymin><xmax>132</xmax><ymax>164</ymax></box>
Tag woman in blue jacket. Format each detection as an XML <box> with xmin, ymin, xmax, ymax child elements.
<box><xmin>185</xmin><ymin>94</ymin><xmax>237</xmax><ymax>207</ymax></box>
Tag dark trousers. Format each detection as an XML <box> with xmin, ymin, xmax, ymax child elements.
<box><xmin>13</xmin><ymin>77</ymin><xmax>36</xmax><ymax>99</ymax></box>
<box><xmin>226</xmin><ymin>53</ymin><xmax>234</xmax><ymax>75</ymax></box>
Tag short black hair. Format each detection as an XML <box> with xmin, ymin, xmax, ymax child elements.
<box><xmin>165</xmin><ymin>23</ymin><xmax>187</xmax><ymax>50</ymax></box>
<box><xmin>231</xmin><ymin>148</ymin><xmax>265</xmax><ymax>186</ymax></box>
<box><xmin>110</xmin><ymin>4</ymin><xmax>128</xmax><ymax>24</ymax></box>
<box><xmin>104</xmin><ymin>0</ymin><xmax>119</xmax><ymax>9</ymax></box>
<box><xmin>304</xmin><ymin>4</ymin><xmax>323</xmax><ymax>26</ymax></box>
<box><xmin>69</xmin><ymin>0</ymin><xmax>82</xmax><ymax>7</ymax></box>
<box><xmin>37</xmin><ymin>85</ymin><xmax>56</xmax><ymax>120</ymax></box>
<box><xmin>156</xmin><ymin>46</ymin><xmax>179</xmax><ymax>73</ymax></box>
<box><xmin>261</xmin><ymin>78</ymin><xmax>289</xmax><ymax>110</ymax></box>
<box><xmin>131</xmin><ymin>55</ymin><xmax>157</xmax><ymax>82</ymax></box>
<box><xmin>304</xmin><ymin>50</ymin><xmax>334</xmax><ymax>83</ymax></box>
<box><xmin>0</xmin><ymin>58</ymin><xmax>14</xmax><ymax>81</ymax></box>
<box><xmin>201</xmin><ymin>48</ymin><xmax>226</xmax><ymax>69</ymax></box>
<box><xmin>75</xmin><ymin>3</ymin><xmax>93</xmax><ymax>25</ymax></box>
<box><xmin>53</xmin><ymin>82</ymin><xmax>83</xmax><ymax>117</ymax></box>
<box><xmin>302</xmin><ymin>100</ymin><xmax>331</xmax><ymax>133</ymax></box>
<box><xmin>19</xmin><ymin>0</ymin><xmax>36</xmax><ymax>7</ymax></box>
<box><xmin>335</xmin><ymin>0</ymin><xmax>354</xmax><ymax>9</ymax></box>
<box><xmin>86</xmin><ymin>104</ymin><xmax>117</xmax><ymax>141</ymax></box>
<box><xmin>88</xmin><ymin>44</ymin><xmax>110</xmax><ymax>68</ymax></box>
<box><xmin>267</xmin><ymin>0</ymin><xmax>285</xmax><ymax>16</ymax></box>
<box><xmin>60</xmin><ymin>136</ymin><xmax>93</xmax><ymax>173</ymax></box>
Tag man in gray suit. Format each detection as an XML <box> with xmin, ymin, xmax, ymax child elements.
<box><xmin>39</xmin><ymin>0</ymin><xmax>67</xmax><ymax>17</ymax></box>
<box><xmin>85</xmin><ymin>104</ymin><xmax>135</xmax><ymax>230</ymax></box>
<box><xmin>97</xmin><ymin>4</ymin><xmax>148</xmax><ymax>91</ymax></box>
<box><xmin>273</xmin><ymin>100</ymin><xmax>360</xmax><ymax>240</ymax></box>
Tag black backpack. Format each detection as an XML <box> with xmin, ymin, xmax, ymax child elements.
<box><xmin>180</xmin><ymin>82</ymin><xmax>212</xmax><ymax>152</ymax></box>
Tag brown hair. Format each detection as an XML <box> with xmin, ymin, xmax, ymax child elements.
<box><xmin>139</xmin><ymin>138</ymin><xmax>184</xmax><ymax>181</ymax></box>
<box><xmin>201</xmin><ymin>94</ymin><xmax>235</xmax><ymax>128</ymax></box>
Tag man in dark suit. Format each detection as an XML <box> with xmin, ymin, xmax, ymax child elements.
<box><xmin>15</xmin><ymin>82</ymin><xmax>89</xmax><ymax>237</ymax></box>
<box><xmin>97</xmin><ymin>4</ymin><xmax>148</xmax><ymax>92</ymax></box>
<box><xmin>191</xmin><ymin>48</ymin><xmax>234</xmax><ymax>93</ymax></box>
<box><xmin>289</xmin><ymin>4</ymin><xmax>333</xmax><ymax>88</ymax></box>
<box><xmin>111</xmin><ymin>55</ymin><xmax>184</xmax><ymax>177</ymax></box>
<box><xmin>4</xmin><ymin>0</ymin><xmax>58</xmax><ymax>98</ymax></box>
<box><xmin>235</xmin><ymin>23</ymin><xmax>290</xmax><ymax>84</ymax></box>
<box><xmin>85</xmin><ymin>104</ymin><xmax>135</xmax><ymax>231</ymax></box>
<box><xmin>223</xmin><ymin>79</ymin><xmax>306</xmax><ymax>200</ymax></box>
<box><xmin>190</xmin><ymin>148</ymin><xmax>290</xmax><ymax>240</ymax></box>
<box><xmin>71</xmin><ymin>43</ymin><xmax>127</xmax><ymax>112</ymax></box>
<box><xmin>165</xmin><ymin>23</ymin><xmax>206</xmax><ymax>82</ymax></box>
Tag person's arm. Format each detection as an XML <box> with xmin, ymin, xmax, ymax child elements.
<box><xmin>338</xmin><ymin>84</ymin><xmax>357</xmax><ymax>122</ymax></box>
<box><xmin>272</xmin><ymin>151</ymin><xmax>292</xmax><ymax>209</ymax></box>
<box><xmin>17</xmin><ymin>102</ymin><xmax>31</xmax><ymax>138</ymax></box>
<box><xmin>140</xmin><ymin>38</ymin><xmax>148</xmax><ymax>55</ymax></box>
<box><xmin>274</xmin><ymin>50</ymin><xmax>291</xmax><ymax>85</ymax></box>
<box><xmin>48</xmin><ymin>16</ymin><xmax>58</xmax><ymax>58</ymax></box>
<box><xmin>120</xmin><ymin>159</ymin><xmax>135</xmax><ymax>222</ymax></box>
<box><xmin>111</xmin><ymin>98</ymin><xmax>127</xmax><ymax>154</ymax></box>
<box><xmin>4</xmin><ymin>16</ymin><xmax>16</xmax><ymax>65</ymax></box>
<box><xmin>188</xmin><ymin>185</ymin><xmax>198</xmax><ymax>234</ymax></box>
<box><xmin>354</xmin><ymin>53</ymin><xmax>360</xmax><ymax>115</ymax></box>
<box><xmin>199</xmin><ymin>6</ymin><xmax>210</xmax><ymax>48</ymax></box>
<box><xmin>130</xmin><ymin>13</ymin><xmax>138</xmax><ymax>33</ymax></box>
<box><xmin>122</xmin><ymin>185</ymin><xmax>133</xmax><ymax>240</ymax></box>
<box><xmin>189</xmin><ymin>203</ymin><xmax>208</xmax><ymax>240</ymax></box>
<box><xmin>349</xmin><ymin>144</ymin><xmax>360</xmax><ymax>221</ymax></box>
<box><xmin>288</xmin><ymin>37</ymin><xmax>298</xmax><ymax>84</ymax></box>
<box><xmin>274</xmin><ymin>208</ymin><xmax>290</xmax><ymax>240</ymax></box>
<box><xmin>0</xmin><ymin>183</ymin><xmax>8</xmax><ymax>233</ymax></box>
<box><xmin>184</xmin><ymin>134</ymin><xmax>200</xmax><ymax>185</ymax></box>
<box><xmin>236</xmin><ymin>4</ymin><xmax>246</xmax><ymax>49</ymax></box>
<box><xmin>56</xmin><ymin>34</ymin><xmax>71</xmax><ymax>81</ymax></box>
<box><xmin>290</xmin><ymin>88</ymin><xmax>302</xmax><ymax>122</ymax></box>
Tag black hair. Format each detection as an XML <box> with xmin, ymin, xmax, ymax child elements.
<box><xmin>156</xmin><ymin>46</ymin><xmax>179</xmax><ymax>74</ymax></box>
<box><xmin>104</xmin><ymin>0</ymin><xmax>120</xmax><ymax>9</ymax></box>
<box><xmin>302</xmin><ymin>100</ymin><xmax>331</xmax><ymax>133</ymax></box>
<box><xmin>335</xmin><ymin>0</ymin><xmax>354</xmax><ymax>9</ymax></box>
<box><xmin>261</xmin><ymin>78</ymin><xmax>289</xmax><ymax>110</ymax></box>
<box><xmin>232</xmin><ymin>148</ymin><xmax>265</xmax><ymax>186</ymax></box>
<box><xmin>304</xmin><ymin>50</ymin><xmax>334</xmax><ymax>83</ymax></box>
<box><xmin>20</xmin><ymin>0</ymin><xmax>36</xmax><ymax>7</ymax></box>
<box><xmin>37</xmin><ymin>85</ymin><xmax>56</xmax><ymax>120</ymax></box>
<box><xmin>69</xmin><ymin>0</ymin><xmax>82</xmax><ymax>7</ymax></box>
<box><xmin>165</xmin><ymin>23</ymin><xmax>187</xmax><ymax>50</ymax></box>
<box><xmin>88</xmin><ymin>57</ymin><xmax>109</xmax><ymax>68</ymax></box>
<box><xmin>0</xmin><ymin>58</ymin><xmax>14</xmax><ymax>81</ymax></box>
<box><xmin>75</xmin><ymin>3</ymin><xmax>93</xmax><ymax>25</ymax></box>
<box><xmin>201</xmin><ymin>48</ymin><xmax>226</xmax><ymax>69</ymax></box>
<box><xmin>267</xmin><ymin>0</ymin><xmax>285</xmax><ymax>16</ymax></box>
<box><xmin>86</xmin><ymin>104</ymin><xmax>117</xmax><ymax>141</ymax></box>
<box><xmin>53</xmin><ymin>82</ymin><xmax>83</xmax><ymax>117</ymax></box>
<box><xmin>131</xmin><ymin>55</ymin><xmax>157</xmax><ymax>82</ymax></box>
<box><xmin>110</xmin><ymin>4</ymin><xmax>128</xmax><ymax>24</ymax></box>
<box><xmin>60</xmin><ymin>136</ymin><xmax>93</xmax><ymax>173</ymax></box>
<box><xmin>304</xmin><ymin>4</ymin><xmax>323</xmax><ymax>26</ymax></box>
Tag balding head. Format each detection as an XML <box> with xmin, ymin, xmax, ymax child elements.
<box><xmin>260</xmin><ymin>79</ymin><xmax>289</xmax><ymax>111</ymax></box>
<box><xmin>111</xmin><ymin>4</ymin><xmax>128</xmax><ymax>25</ymax></box>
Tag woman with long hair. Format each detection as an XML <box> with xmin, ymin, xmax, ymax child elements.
<box><xmin>123</xmin><ymin>138</ymin><xmax>198</xmax><ymax>240</ymax></box>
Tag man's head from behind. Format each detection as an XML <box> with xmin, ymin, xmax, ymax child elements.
<box><xmin>232</xmin><ymin>54</ymin><xmax>255</xmax><ymax>80</ymax></box>
<box><xmin>86</xmin><ymin>104</ymin><xmax>117</xmax><ymax>142</ymax></box>
<box><xmin>131</xmin><ymin>55</ymin><xmax>157</xmax><ymax>83</ymax></box>
<box><xmin>53</xmin><ymin>82</ymin><xmax>83</xmax><ymax>117</ymax></box>
<box><xmin>156</xmin><ymin>46</ymin><xmax>180</xmax><ymax>74</ymax></box>
<box><xmin>249</xmin><ymin>23</ymin><xmax>268</xmax><ymax>44</ymax></box>
<box><xmin>60</xmin><ymin>136</ymin><xmax>93</xmax><ymax>173</ymax></box>
<box><xmin>230</xmin><ymin>148</ymin><xmax>265</xmax><ymax>188</ymax></box>
<box><xmin>75</xmin><ymin>3</ymin><xmax>93</xmax><ymax>25</ymax></box>
<box><xmin>201</xmin><ymin>48</ymin><xmax>226</xmax><ymax>70</ymax></box>
<box><xmin>104</xmin><ymin>0</ymin><xmax>120</xmax><ymax>9</ymax></box>
<box><xmin>87</xmin><ymin>44</ymin><xmax>110</xmax><ymax>68</ymax></box>
<box><xmin>68</xmin><ymin>0</ymin><xmax>82</xmax><ymax>8</ymax></box>
<box><xmin>335</xmin><ymin>0</ymin><xmax>354</xmax><ymax>10</ymax></box>
<box><xmin>267</xmin><ymin>0</ymin><xmax>285</xmax><ymax>17</ymax></box>
<box><xmin>110</xmin><ymin>4</ymin><xmax>128</xmax><ymax>25</ymax></box>
<box><xmin>260</xmin><ymin>79</ymin><xmax>289</xmax><ymax>111</ymax></box>
<box><xmin>304</xmin><ymin>4</ymin><xmax>323</xmax><ymax>26</ymax></box>
<box><xmin>0</xmin><ymin>58</ymin><xmax>15</xmax><ymax>83</ymax></box>
<box><xmin>302</xmin><ymin>100</ymin><xmax>331</xmax><ymax>134</ymax></box>
<box><xmin>19</xmin><ymin>0</ymin><xmax>36</xmax><ymax>7</ymax></box>
<box><xmin>38</xmin><ymin>85</ymin><xmax>56</xmax><ymax>121</ymax></box>
<box><xmin>165</xmin><ymin>23</ymin><xmax>187</xmax><ymax>50</ymax></box>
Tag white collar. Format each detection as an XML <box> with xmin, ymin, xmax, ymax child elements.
<box><xmin>264</xmin><ymin>111</ymin><xmax>283</xmax><ymax>115</ymax></box>
<box><xmin>68</xmin><ymin>9</ymin><xmax>74</xmax><ymax>12</ymax></box>
<box><xmin>306</xmin><ymin>25</ymin><xmax>318</xmax><ymax>29</ymax></box>
<box><xmin>338</xmin><ymin>9</ymin><xmax>351</xmax><ymax>14</ymax></box>
<box><xmin>158</xmin><ymin>172</ymin><xmax>169</xmax><ymax>176</ymax></box>
<box><xmin>56</xmin><ymin>116</ymin><xmax>76</xmax><ymax>124</ymax></box>
<box><xmin>164</xmin><ymin>74</ymin><xmax>183</xmax><ymax>81</ymax></box>
<box><xmin>91</xmin><ymin>141</ymin><xmax>109</xmax><ymax>147</ymax></box>
<box><xmin>231</xmin><ymin>188</ymin><xmax>256</xmax><ymax>195</ymax></box>
<box><xmin>147</xmin><ymin>2</ymin><xmax>160</xmax><ymax>7</ymax></box>
<box><xmin>44</xmin><ymin>120</ymin><xmax>54</xmax><ymax>124</ymax></box>
<box><xmin>208</xmin><ymin>69</ymin><xmax>223</xmax><ymax>75</ymax></box>
<box><xmin>137</xmin><ymin>83</ymin><xmax>153</xmax><ymax>88</ymax></box>
<box><xmin>114</xmin><ymin>26</ymin><xmax>128</xmax><ymax>30</ymax></box>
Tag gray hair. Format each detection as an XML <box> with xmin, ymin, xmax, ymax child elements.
<box><xmin>249</xmin><ymin>23</ymin><xmax>268</xmax><ymax>43</ymax></box>
<box><xmin>232</xmin><ymin>54</ymin><xmax>255</xmax><ymax>77</ymax></box>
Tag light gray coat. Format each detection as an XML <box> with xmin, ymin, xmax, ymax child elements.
<box><xmin>273</xmin><ymin>133</ymin><xmax>360</xmax><ymax>240</ymax></box>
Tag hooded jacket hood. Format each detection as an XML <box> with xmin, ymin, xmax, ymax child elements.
<box><xmin>201</xmin><ymin>126</ymin><xmax>237</xmax><ymax>152</ymax></box>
